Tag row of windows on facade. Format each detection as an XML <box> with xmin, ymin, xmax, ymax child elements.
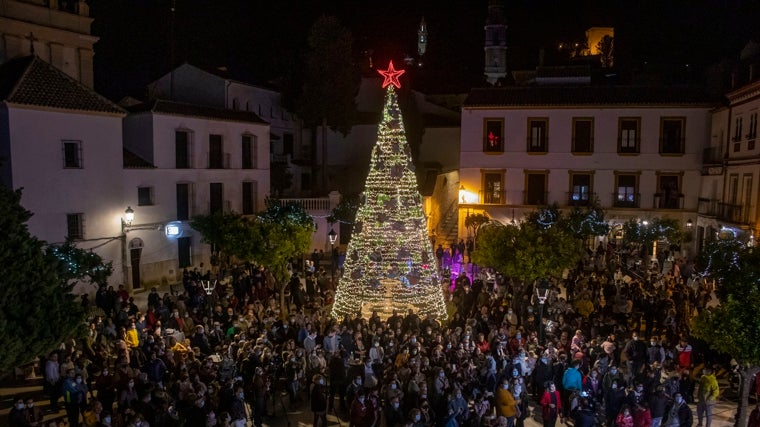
<box><xmin>230</xmin><ymin>99</ymin><xmax>291</xmax><ymax>122</ymax></box>
<box><xmin>732</xmin><ymin>112</ymin><xmax>760</xmax><ymax>153</ymax></box>
<box><xmin>65</xmin><ymin>181</ymin><xmax>258</xmax><ymax>240</ymax></box>
<box><xmin>61</xmin><ymin>132</ymin><xmax>261</xmax><ymax>169</ymax></box>
<box><xmin>476</xmin><ymin>171</ymin><xmax>683</xmax><ymax>210</ymax></box>
<box><xmin>482</xmin><ymin>117</ymin><xmax>686</xmax><ymax>154</ymax></box>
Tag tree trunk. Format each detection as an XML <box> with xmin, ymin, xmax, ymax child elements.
<box><xmin>737</xmin><ymin>366</ymin><xmax>760</xmax><ymax>427</ymax></box>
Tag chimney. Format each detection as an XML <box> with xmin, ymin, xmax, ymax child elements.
<box><xmin>750</xmin><ymin>64</ymin><xmax>756</xmax><ymax>82</ymax></box>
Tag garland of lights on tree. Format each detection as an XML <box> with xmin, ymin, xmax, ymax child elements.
<box><xmin>331</xmin><ymin>61</ymin><xmax>448</xmax><ymax>321</ymax></box>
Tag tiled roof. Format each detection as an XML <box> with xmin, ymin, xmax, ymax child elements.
<box><xmin>123</xmin><ymin>148</ymin><xmax>155</xmax><ymax>169</ymax></box>
<box><xmin>464</xmin><ymin>85</ymin><xmax>718</xmax><ymax>107</ymax></box>
<box><xmin>0</xmin><ymin>56</ymin><xmax>125</xmax><ymax>114</ymax></box>
<box><xmin>128</xmin><ymin>99</ymin><xmax>268</xmax><ymax>124</ymax></box>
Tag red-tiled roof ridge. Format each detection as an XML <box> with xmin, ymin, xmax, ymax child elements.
<box><xmin>0</xmin><ymin>55</ymin><xmax>125</xmax><ymax>114</ymax></box>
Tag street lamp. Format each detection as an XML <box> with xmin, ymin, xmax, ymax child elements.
<box><xmin>328</xmin><ymin>228</ymin><xmax>337</xmax><ymax>282</ymax></box>
<box><xmin>536</xmin><ymin>280</ymin><xmax>551</xmax><ymax>345</ymax></box>
<box><xmin>123</xmin><ymin>206</ymin><xmax>135</xmax><ymax>230</ymax></box>
<box><xmin>686</xmin><ymin>218</ymin><xmax>693</xmax><ymax>229</ymax></box>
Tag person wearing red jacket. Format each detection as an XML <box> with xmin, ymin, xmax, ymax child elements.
<box><xmin>633</xmin><ymin>403</ymin><xmax>652</xmax><ymax>427</ymax></box>
<box><xmin>540</xmin><ymin>382</ymin><xmax>564</xmax><ymax>427</ymax></box>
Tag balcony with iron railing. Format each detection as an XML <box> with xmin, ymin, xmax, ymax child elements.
<box><xmin>566</xmin><ymin>192</ymin><xmax>596</xmax><ymax>207</ymax></box>
<box><xmin>697</xmin><ymin>198</ymin><xmax>719</xmax><ymax>217</ymax></box>
<box><xmin>523</xmin><ymin>191</ymin><xmax>550</xmax><ymax>206</ymax></box>
<box><xmin>276</xmin><ymin>198</ymin><xmax>333</xmax><ymax>211</ymax></box>
<box><xmin>653</xmin><ymin>193</ymin><xmax>684</xmax><ymax>210</ymax></box>
<box><xmin>478</xmin><ymin>190</ymin><xmax>508</xmax><ymax>205</ymax></box>
<box><xmin>718</xmin><ymin>202</ymin><xmax>748</xmax><ymax>224</ymax></box>
<box><xmin>612</xmin><ymin>192</ymin><xmax>641</xmax><ymax>208</ymax></box>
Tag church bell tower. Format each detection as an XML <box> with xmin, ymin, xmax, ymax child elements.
<box><xmin>484</xmin><ymin>0</ymin><xmax>508</xmax><ymax>85</ymax></box>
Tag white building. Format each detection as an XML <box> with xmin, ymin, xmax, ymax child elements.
<box><xmin>121</xmin><ymin>99</ymin><xmax>270</xmax><ymax>288</ymax></box>
<box><xmin>699</xmin><ymin>71</ymin><xmax>760</xmax><ymax>247</ymax></box>
<box><xmin>147</xmin><ymin>64</ymin><xmax>312</xmax><ymax>196</ymax></box>
<box><xmin>0</xmin><ymin>56</ymin><xmax>125</xmax><ymax>293</ymax></box>
<box><xmin>459</xmin><ymin>85</ymin><xmax>714</xmax><ymax>253</ymax></box>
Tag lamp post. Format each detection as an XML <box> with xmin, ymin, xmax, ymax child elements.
<box><xmin>120</xmin><ymin>206</ymin><xmax>168</xmax><ymax>291</ymax></box>
<box><xmin>328</xmin><ymin>228</ymin><xmax>337</xmax><ymax>282</ymax></box>
<box><xmin>536</xmin><ymin>279</ymin><xmax>551</xmax><ymax>346</ymax></box>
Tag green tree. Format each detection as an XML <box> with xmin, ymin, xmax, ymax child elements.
<box><xmin>0</xmin><ymin>185</ymin><xmax>89</xmax><ymax>374</ymax></box>
<box><xmin>191</xmin><ymin>201</ymin><xmax>315</xmax><ymax>318</ymax></box>
<box><xmin>270</xmin><ymin>161</ymin><xmax>293</xmax><ymax>198</ymax></box>
<box><xmin>692</xmin><ymin>235</ymin><xmax>760</xmax><ymax>427</ymax></box>
<box><xmin>622</xmin><ymin>217</ymin><xmax>688</xmax><ymax>258</ymax></box>
<box><xmin>296</xmin><ymin>15</ymin><xmax>360</xmax><ymax>191</ymax></box>
<box><xmin>472</xmin><ymin>208</ymin><xmax>580</xmax><ymax>284</ymax></box>
<box><xmin>464</xmin><ymin>212</ymin><xmax>490</xmax><ymax>245</ymax></box>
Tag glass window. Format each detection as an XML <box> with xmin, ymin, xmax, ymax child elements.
<box><xmin>618</xmin><ymin>118</ymin><xmax>640</xmax><ymax>154</ymax></box>
<box><xmin>483</xmin><ymin>119</ymin><xmax>504</xmax><ymax>152</ymax></box>
<box><xmin>175</xmin><ymin>131</ymin><xmax>191</xmax><ymax>169</ymax></box>
<box><xmin>615</xmin><ymin>174</ymin><xmax>638</xmax><ymax>207</ymax></box>
<box><xmin>569</xmin><ymin>173</ymin><xmax>592</xmax><ymax>206</ymax></box>
<box><xmin>209</xmin><ymin>134</ymin><xmax>224</xmax><ymax>168</ymax></box>
<box><xmin>657</xmin><ymin>175</ymin><xmax>681</xmax><ymax>209</ymax></box>
<box><xmin>660</xmin><ymin>118</ymin><xmax>685</xmax><ymax>154</ymax></box>
<box><xmin>528</xmin><ymin>118</ymin><xmax>548</xmax><ymax>153</ymax></box>
<box><xmin>572</xmin><ymin>118</ymin><xmax>593</xmax><ymax>153</ymax></box>
<box><xmin>242</xmin><ymin>134</ymin><xmax>257</xmax><ymax>169</ymax></box>
<box><xmin>66</xmin><ymin>213</ymin><xmax>84</xmax><ymax>240</ymax></box>
<box><xmin>525</xmin><ymin>172</ymin><xmax>547</xmax><ymax>205</ymax></box>
<box><xmin>242</xmin><ymin>181</ymin><xmax>258</xmax><ymax>215</ymax></box>
<box><xmin>62</xmin><ymin>140</ymin><xmax>82</xmax><ymax>168</ymax></box>
<box><xmin>137</xmin><ymin>187</ymin><xmax>154</xmax><ymax>206</ymax></box>
<box><xmin>483</xmin><ymin>172</ymin><xmax>503</xmax><ymax>204</ymax></box>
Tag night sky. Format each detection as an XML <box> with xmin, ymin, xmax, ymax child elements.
<box><xmin>90</xmin><ymin>0</ymin><xmax>760</xmax><ymax>101</ymax></box>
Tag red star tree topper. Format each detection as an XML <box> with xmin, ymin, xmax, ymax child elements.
<box><xmin>378</xmin><ymin>60</ymin><xmax>405</xmax><ymax>88</ymax></box>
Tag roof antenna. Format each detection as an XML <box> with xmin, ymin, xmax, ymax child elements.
<box><xmin>169</xmin><ymin>0</ymin><xmax>177</xmax><ymax>100</ymax></box>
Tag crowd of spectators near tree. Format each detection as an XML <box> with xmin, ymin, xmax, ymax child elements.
<box><xmin>10</xmin><ymin>245</ymin><xmax>760</xmax><ymax>427</ymax></box>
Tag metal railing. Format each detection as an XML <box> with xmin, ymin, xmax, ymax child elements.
<box><xmin>698</xmin><ymin>198</ymin><xmax>719</xmax><ymax>217</ymax></box>
<box><xmin>611</xmin><ymin>192</ymin><xmax>640</xmax><ymax>208</ymax></box>
<box><xmin>566</xmin><ymin>192</ymin><xmax>596</xmax><ymax>207</ymax></box>
<box><xmin>653</xmin><ymin>193</ymin><xmax>684</xmax><ymax>209</ymax></box>
<box><xmin>277</xmin><ymin>198</ymin><xmax>332</xmax><ymax>211</ymax></box>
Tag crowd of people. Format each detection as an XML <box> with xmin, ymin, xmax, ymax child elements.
<box><xmin>7</xmin><ymin>244</ymin><xmax>760</xmax><ymax>427</ymax></box>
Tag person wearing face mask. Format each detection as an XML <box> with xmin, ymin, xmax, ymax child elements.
<box><xmin>349</xmin><ymin>390</ymin><xmax>373</xmax><ymax>427</ymax></box>
<box><xmin>24</xmin><ymin>398</ymin><xmax>43</xmax><ymax>427</ymax></box>
<box><xmin>540</xmin><ymin>382</ymin><xmax>564</xmax><ymax>427</ymax></box>
<box><xmin>512</xmin><ymin>379</ymin><xmax>529</xmax><ymax>427</ymax></box>
<box><xmin>495</xmin><ymin>379</ymin><xmax>517</xmax><ymax>425</ymax></box>
<box><xmin>8</xmin><ymin>397</ymin><xmax>27</xmax><ymax>427</ymax></box>
<box><xmin>229</xmin><ymin>386</ymin><xmax>247</xmax><ymax>427</ymax></box>
<box><xmin>310</xmin><ymin>375</ymin><xmax>328</xmax><ymax>427</ymax></box>
<box><xmin>603</xmin><ymin>365</ymin><xmax>626</xmax><ymax>393</ymax></box>
<box><xmin>664</xmin><ymin>393</ymin><xmax>693</xmax><ymax>427</ymax></box>
<box><xmin>448</xmin><ymin>388</ymin><xmax>469</xmax><ymax>425</ymax></box>
<box><xmin>384</xmin><ymin>396</ymin><xmax>404</xmax><ymax>427</ymax></box>
<box><xmin>62</xmin><ymin>370</ymin><xmax>84</xmax><ymax>427</ymax></box>
<box><xmin>605</xmin><ymin>380</ymin><xmax>627</xmax><ymax>427</ymax></box>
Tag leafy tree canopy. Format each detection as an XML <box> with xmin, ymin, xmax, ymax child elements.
<box><xmin>464</xmin><ymin>212</ymin><xmax>490</xmax><ymax>242</ymax></box>
<box><xmin>190</xmin><ymin>199</ymin><xmax>315</xmax><ymax>283</ymax></box>
<box><xmin>0</xmin><ymin>185</ymin><xmax>93</xmax><ymax>374</ymax></box>
<box><xmin>621</xmin><ymin>217</ymin><xmax>688</xmax><ymax>249</ymax></box>
<box><xmin>691</xmin><ymin>236</ymin><xmax>760</xmax><ymax>427</ymax></box>
<box><xmin>327</xmin><ymin>193</ymin><xmax>359</xmax><ymax>225</ymax></box>
<box><xmin>472</xmin><ymin>207</ymin><xmax>581</xmax><ymax>283</ymax></box>
<box><xmin>296</xmin><ymin>15</ymin><xmax>360</xmax><ymax>135</ymax></box>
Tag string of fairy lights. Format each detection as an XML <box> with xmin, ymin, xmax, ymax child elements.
<box><xmin>330</xmin><ymin>78</ymin><xmax>448</xmax><ymax>321</ymax></box>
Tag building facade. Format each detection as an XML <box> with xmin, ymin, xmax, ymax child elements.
<box><xmin>0</xmin><ymin>0</ymin><xmax>96</xmax><ymax>88</ymax></box>
<box><xmin>121</xmin><ymin>99</ymin><xmax>270</xmax><ymax>288</ymax></box>
<box><xmin>698</xmin><ymin>76</ymin><xmax>760</xmax><ymax>247</ymax></box>
<box><xmin>459</xmin><ymin>86</ymin><xmax>714</xmax><ymax>255</ymax></box>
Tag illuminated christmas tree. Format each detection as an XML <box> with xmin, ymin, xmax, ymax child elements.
<box><xmin>331</xmin><ymin>61</ymin><xmax>448</xmax><ymax>321</ymax></box>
